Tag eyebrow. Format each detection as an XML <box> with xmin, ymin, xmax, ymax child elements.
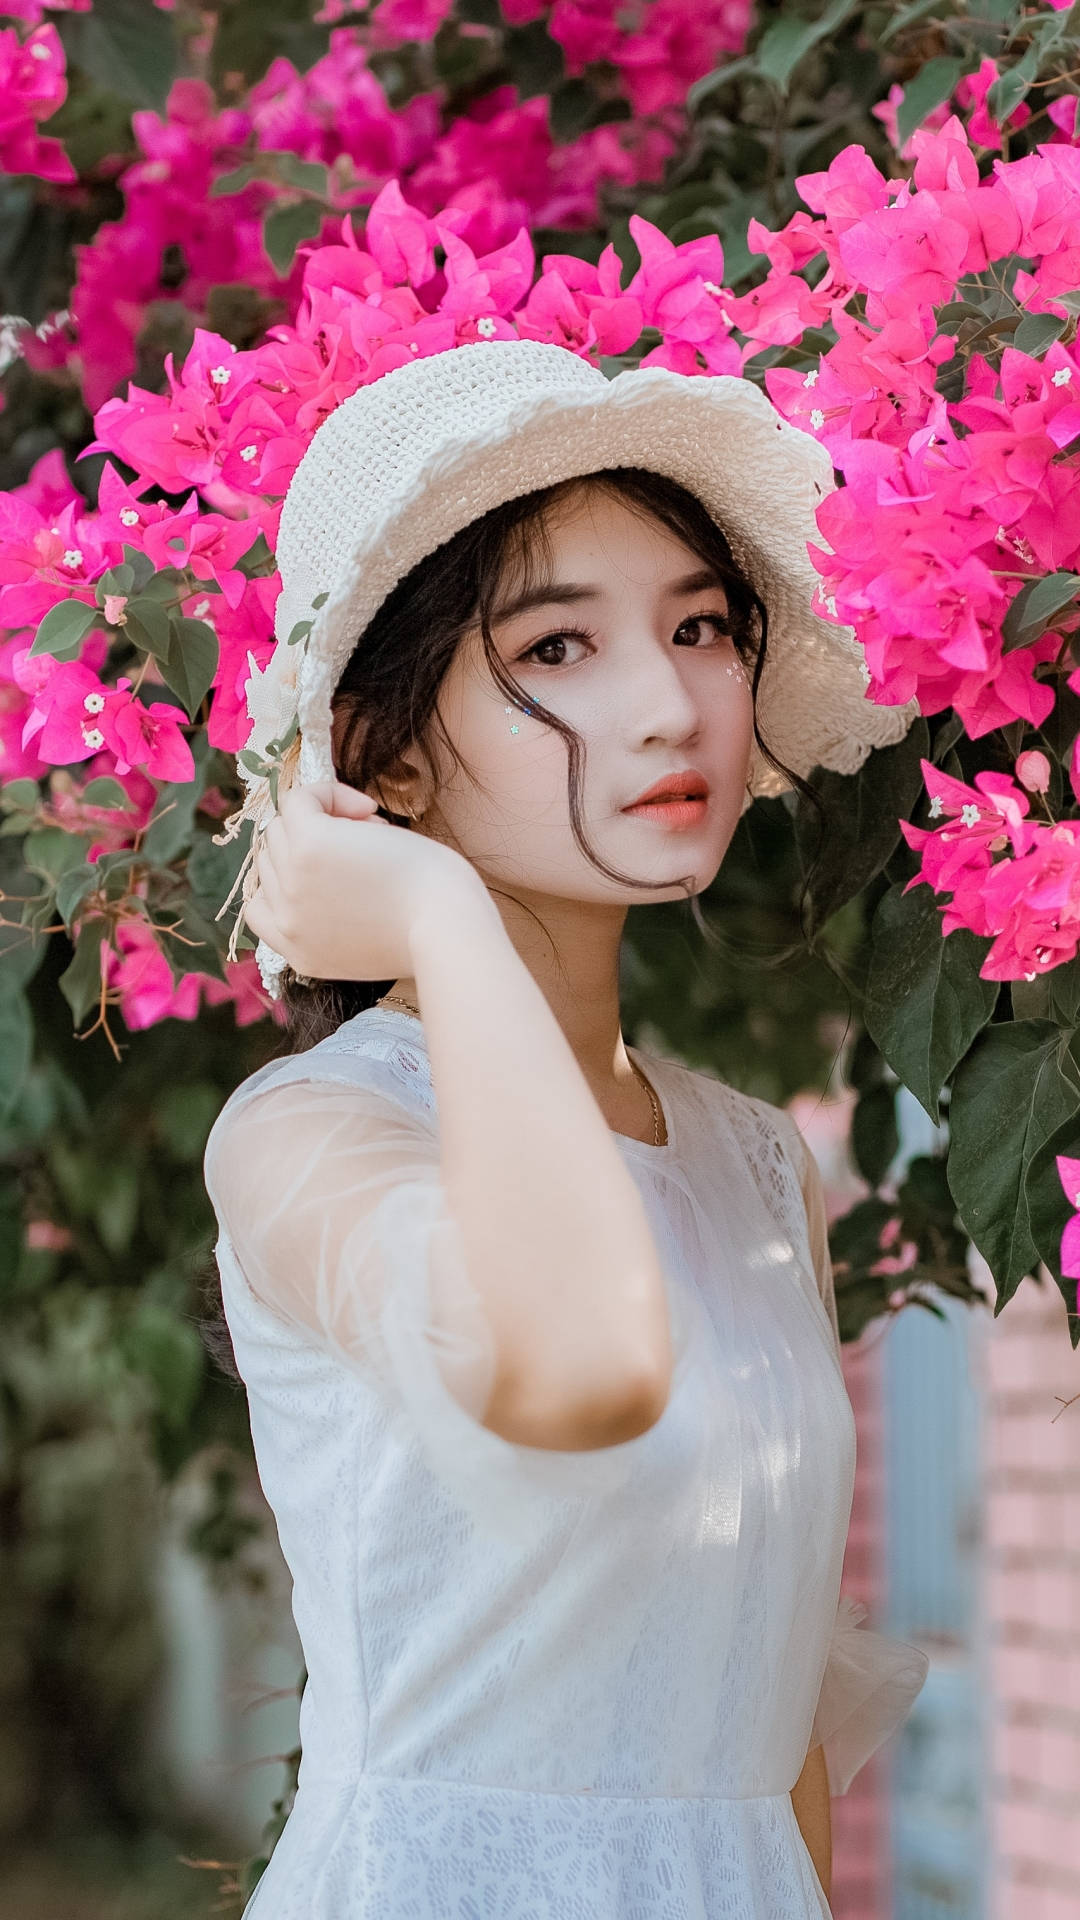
<box><xmin>489</xmin><ymin>566</ymin><xmax>727</xmax><ymax>626</ymax></box>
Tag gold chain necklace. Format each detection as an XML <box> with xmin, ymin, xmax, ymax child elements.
<box><xmin>375</xmin><ymin>992</ymin><xmax>663</xmax><ymax>1147</ymax></box>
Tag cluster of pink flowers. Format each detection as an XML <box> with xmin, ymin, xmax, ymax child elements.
<box><xmin>900</xmin><ymin>754</ymin><xmax>1080</xmax><ymax>982</ymax></box>
<box><xmin>315</xmin><ymin>0</ymin><xmax>751</xmax><ymax>114</ymax></box>
<box><xmin>706</xmin><ymin>114</ymin><xmax>1080</xmax><ymax>980</ymax></box>
<box><xmin>0</xmin><ymin>447</ymin><xmax>274</xmax><ymax>1026</ymax></box>
<box><xmin>0</xmin><ymin>21</ymin><xmax>75</xmax><ymax>183</ymax></box>
<box><xmin>52</xmin><ymin>1</ymin><xmax>752</xmax><ymax>409</ymax></box>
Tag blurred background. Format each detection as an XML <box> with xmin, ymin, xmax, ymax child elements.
<box><xmin>3</xmin><ymin>1</ymin><xmax>1079</xmax><ymax>1915</ymax></box>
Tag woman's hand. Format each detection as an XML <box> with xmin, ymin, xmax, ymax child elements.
<box><xmin>243</xmin><ymin>779</ymin><xmax>482</xmax><ymax>983</ymax></box>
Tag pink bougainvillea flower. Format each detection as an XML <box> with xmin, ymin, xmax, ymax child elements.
<box><xmin>0</xmin><ymin>492</ymin><xmax>116</xmax><ymax>631</ymax></box>
<box><xmin>140</xmin><ymin>495</ymin><xmax>257</xmax><ymax>608</ymax></box>
<box><xmin>102</xmin><ymin>916</ymin><xmax>280</xmax><ymax>1030</ymax></box>
<box><xmin>1015</xmin><ymin>749</ymin><xmax>1052</xmax><ymax>794</ymax></box>
<box><xmin>0</xmin><ymin>23</ymin><xmax>76</xmax><ymax>183</ymax></box>
<box><xmin>16</xmin><ymin>652</ymin><xmax>118</xmax><ymax>766</ymax></box>
<box><xmin>105</xmin><ymin>680</ymin><xmax>196</xmax><ymax>781</ymax></box>
<box><xmin>1056</xmin><ymin>1157</ymin><xmax>1080</xmax><ymax>1295</ymax></box>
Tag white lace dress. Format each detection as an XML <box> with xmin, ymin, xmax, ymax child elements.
<box><xmin>203</xmin><ymin>1005</ymin><xmax>928</xmax><ymax>1919</ymax></box>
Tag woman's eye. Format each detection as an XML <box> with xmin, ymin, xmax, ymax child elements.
<box><xmin>675</xmin><ymin>611</ymin><xmax>735</xmax><ymax>647</ymax></box>
<box><xmin>518</xmin><ymin>628</ymin><xmax>591</xmax><ymax>666</ymax></box>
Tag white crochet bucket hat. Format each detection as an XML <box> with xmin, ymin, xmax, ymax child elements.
<box><xmin>214</xmin><ymin>337</ymin><xmax>918</xmax><ymax>998</ymax></box>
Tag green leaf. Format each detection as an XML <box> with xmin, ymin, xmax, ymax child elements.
<box><xmin>1025</xmin><ymin>1112</ymin><xmax>1080</xmax><ymax>1344</ymax></box>
<box><xmin>851</xmin><ymin>1081</ymin><xmax>899</xmax><ymax>1189</ymax></box>
<box><xmin>753</xmin><ymin>0</ymin><xmax>859</xmax><ymax>94</ymax></box>
<box><xmin>123</xmin><ymin>593</ymin><xmax>172</xmax><ymax>661</ymax></box>
<box><xmin>28</xmin><ymin>599</ymin><xmax>98</xmax><ymax>659</ymax></box>
<box><xmin>136</xmin><ymin>565</ymin><xmax>186</xmax><ymax>602</ymax></box>
<box><xmin>57</xmin><ymin>922</ymin><xmax>106</xmax><ymax>1024</ymax></box>
<box><xmin>948</xmin><ymin>1022</ymin><xmax>1080</xmax><ymax>1307</ymax></box>
<box><xmin>1001</xmin><ymin>570</ymin><xmax>1080</xmax><ymax>652</ymax></box>
<box><xmin>80</xmin><ymin>776</ymin><xmax>137</xmax><ymax>810</ymax></box>
<box><xmin>0</xmin><ymin>778</ymin><xmax>40</xmax><ymax>814</ymax></box>
<box><xmin>94</xmin><ymin>1161</ymin><xmax>140</xmax><ymax>1257</ymax></box>
<box><xmin>935</xmin><ymin>300</ymin><xmax>994</xmax><ymax>335</ymax></box>
<box><xmin>880</xmin><ymin>0</ymin><xmax>955</xmax><ymax>45</ymax></box>
<box><xmin>986</xmin><ymin>12</ymin><xmax>1065</xmax><ymax>128</ymax></box>
<box><xmin>120</xmin><ymin>1298</ymin><xmax>205</xmax><ymax>1429</ymax></box>
<box><xmin>159</xmin><ymin>616</ymin><xmax>219</xmax><ymax>722</ymax></box>
<box><xmin>210</xmin><ymin>161</ymin><xmax>260</xmax><ymax>198</ymax></box>
<box><xmin>1050</xmin><ymin>959</ymin><xmax>1080</xmax><ymax>1029</ymax></box>
<box><xmin>0</xmin><ymin>987</ymin><xmax>32</xmax><ymax>1123</ymax></box>
<box><xmin>286</xmin><ymin>618</ymin><xmax>313</xmax><ymax>647</ymax></box>
<box><xmin>140</xmin><ymin>787</ymin><xmax>201</xmax><ymax>867</ymax></box>
<box><xmin>865</xmin><ymin>882</ymin><xmax>999</xmax><ymax>1122</ymax></box>
<box><xmin>121</xmin><ymin>544</ymin><xmax>156</xmax><ymax>592</ymax></box>
<box><xmin>59</xmin><ymin>0</ymin><xmax>178</xmax><ymax>111</ymax></box>
<box><xmin>269</xmin><ymin>152</ymin><xmax>330</xmax><ymax>195</ymax></box>
<box><xmin>263</xmin><ymin>200</ymin><xmax>325</xmax><ymax>277</ymax></box>
<box><xmin>55</xmin><ymin>861</ymin><xmax>100</xmax><ymax>929</ymax></box>
<box><xmin>1012</xmin><ymin>312</ymin><xmax>1067</xmax><ymax>359</ymax></box>
<box><xmin>156</xmin><ymin>897</ymin><xmax>229</xmax><ymax>986</ymax></box>
<box><xmin>95</xmin><ymin>562</ymin><xmax>134</xmax><ymax>604</ymax></box>
<box><xmin>686</xmin><ymin>53</ymin><xmax>755</xmax><ymax>111</ymax></box>
<box><xmin>795</xmin><ymin>718</ymin><xmax>930</xmax><ymax>936</ymax></box>
<box><xmin>0</xmin><ymin>840</ymin><xmax>47</xmax><ymax>992</ymax></box>
<box><xmin>896</xmin><ymin>57</ymin><xmax>968</xmax><ymax>150</ymax></box>
<box><xmin>23</xmin><ymin>828</ymin><xmax>94</xmax><ymax>884</ymax></box>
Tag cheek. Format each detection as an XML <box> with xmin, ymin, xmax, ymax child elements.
<box><xmin>437</xmin><ymin>676</ymin><xmax>572</xmax><ymax>830</ymax></box>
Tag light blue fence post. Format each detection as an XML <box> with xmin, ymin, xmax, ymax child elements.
<box><xmin>883</xmin><ymin>1088</ymin><xmax>988</xmax><ymax>1920</ymax></box>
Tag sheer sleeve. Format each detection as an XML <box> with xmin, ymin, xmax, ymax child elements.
<box><xmin>788</xmin><ymin>1116</ymin><xmax>931</xmax><ymax>1796</ymax></box>
<box><xmin>203</xmin><ymin>1053</ymin><xmax>699</xmax><ymax>1546</ymax></box>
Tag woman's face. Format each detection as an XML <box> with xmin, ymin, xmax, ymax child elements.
<box><xmin>421</xmin><ymin>484</ymin><xmax>756</xmax><ymax>905</ymax></box>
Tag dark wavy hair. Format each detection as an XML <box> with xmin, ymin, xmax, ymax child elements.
<box><xmin>198</xmin><ymin>465</ymin><xmax>827</xmax><ymax>1379</ymax></box>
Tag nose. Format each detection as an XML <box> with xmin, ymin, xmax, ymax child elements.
<box><xmin>629</xmin><ymin>636</ymin><xmax>706</xmax><ymax>747</ymax></box>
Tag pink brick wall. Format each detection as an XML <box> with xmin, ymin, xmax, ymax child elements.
<box><xmin>831</xmin><ymin>1331</ymin><xmax>892</xmax><ymax>1920</ymax></box>
<box><xmin>791</xmin><ymin>1097</ymin><xmax>893</xmax><ymax>1920</ymax></box>
<box><xmin>983</xmin><ymin>1271</ymin><xmax>1080</xmax><ymax>1920</ymax></box>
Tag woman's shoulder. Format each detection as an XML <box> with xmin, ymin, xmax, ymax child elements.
<box><xmin>209</xmin><ymin>1010</ymin><xmax>438</xmax><ymax>1140</ymax></box>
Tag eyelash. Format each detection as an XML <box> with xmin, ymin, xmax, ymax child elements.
<box><xmin>515</xmin><ymin>611</ymin><xmax>741</xmax><ymax>668</ymax></box>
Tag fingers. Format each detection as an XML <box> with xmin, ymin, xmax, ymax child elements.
<box><xmin>281</xmin><ymin>779</ymin><xmax>379</xmax><ymax>822</ymax></box>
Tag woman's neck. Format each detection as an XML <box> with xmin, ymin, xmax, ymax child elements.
<box><xmin>381</xmin><ymin>883</ymin><xmax>654</xmax><ymax>1132</ymax></box>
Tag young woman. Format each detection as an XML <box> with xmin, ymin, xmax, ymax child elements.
<box><xmin>202</xmin><ymin>339</ymin><xmax>928</xmax><ymax>1919</ymax></box>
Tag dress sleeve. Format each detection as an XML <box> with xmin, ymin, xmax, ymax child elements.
<box><xmin>788</xmin><ymin>1117</ymin><xmax>931</xmax><ymax>1795</ymax></box>
<box><xmin>203</xmin><ymin>1053</ymin><xmax>699</xmax><ymax>1547</ymax></box>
